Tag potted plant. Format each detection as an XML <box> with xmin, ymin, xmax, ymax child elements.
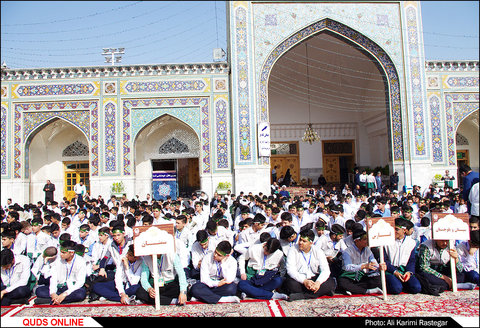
<box><xmin>216</xmin><ymin>181</ymin><xmax>231</xmax><ymax>195</ymax></box>
<box><xmin>432</xmin><ymin>174</ymin><xmax>444</xmax><ymax>188</ymax></box>
<box><xmin>111</xmin><ymin>181</ymin><xmax>125</xmax><ymax>197</ymax></box>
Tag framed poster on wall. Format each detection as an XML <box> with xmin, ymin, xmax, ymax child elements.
<box><xmin>152</xmin><ymin>170</ymin><xmax>177</xmax><ymax>200</ymax></box>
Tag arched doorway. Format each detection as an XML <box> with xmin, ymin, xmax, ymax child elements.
<box><xmin>261</xmin><ymin>18</ymin><xmax>401</xmax><ymax>186</ymax></box>
<box><xmin>455</xmin><ymin>110</ymin><xmax>479</xmax><ymax>184</ymax></box>
<box><xmin>26</xmin><ymin>118</ymin><xmax>89</xmax><ymax>203</ymax></box>
<box><xmin>134</xmin><ymin>114</ymin><xmax>201</xmax><ymax>200</ymax></box>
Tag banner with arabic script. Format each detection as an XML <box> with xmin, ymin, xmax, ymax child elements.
<box><xmin>152</xmin><ymin>170</ymin><xmax>177</xmax><ymax>201</ymax></box>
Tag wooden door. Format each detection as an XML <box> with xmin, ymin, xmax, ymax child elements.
<box><xmin>187</xmin><ymin>158</ymin><xmax>200</xmax><ymax>189</ymax></box>
<box><xmin>284</xmin><ymin>157</ymin><xmax>300</xmax><ymax>185</ymax></box>
<box><xmin>270</xmin><ymin>141</ymin><xmax>300</xmax><ymax>184</ymax></box>
<box><xmin>64</xmin><ymin>162</ymin><xmax>90</xmax><ymax>201</ymax></box>
<box><xmin>271</xmin><ymin>156</ymin><xmax>299</xmax><ymax>185</ymax></box>
<box><xmin>322</xmin><ymin>140</ymin><xmax>355</xmax><ymax>184</ymax></box>
<box><xmin>177</xmin><ymin>158</ymin><xmax>200</xmax><ymax>197</ymax></box>
<box><xmin>271</xmin><ymin>157</ymin><xmax>285</xmax><ymax>183</ymax></box>
<box><xmin>323</xmin><ymin>156</ymin><xmax>339</xmax><ymax>184</ymax></box>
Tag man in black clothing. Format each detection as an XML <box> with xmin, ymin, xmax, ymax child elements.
<box><xmin>390</xmin><ymin>172</ymin><xmax>399</xmax><ymax>191</ymax></box>
<box><xmin>43</xmin><ymin>180</ymin><xmax>55</xmax><ymax>204</ymax></box>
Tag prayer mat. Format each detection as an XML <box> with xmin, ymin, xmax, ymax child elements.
<box><xmin>6</xmin><ymin>299</ymin><xmax>277</xmax><ymax>318</ymax></box>
<box><xmin>1</xmin><ymin>306</ymin><xmax>14</xmax><ymax>316</ymax></box>
<box><xmin>277</xmin><ymin>290</ymin><xmax>479</xmax><ymax>317</ymax></box>
<box><xmin>2</xmin><ymin>290</ymin><xmax>478</xmax><ymax>318</ymax></box>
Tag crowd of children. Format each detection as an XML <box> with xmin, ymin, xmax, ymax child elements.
<box><xmin>1</xmin><ymin>177</ymin><xmax>479</xmax><ymax>307</ymax></box>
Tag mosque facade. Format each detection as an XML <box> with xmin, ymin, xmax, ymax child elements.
<box><xmin>1</xmin><ymin>1</ymin><xmax>478</xmax><ymax>205</ymax></box>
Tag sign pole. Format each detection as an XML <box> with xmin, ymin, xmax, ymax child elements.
<box><xmin>431</xmin><ymin>212</ymin><xmax>469</xmax><ymax>293</ymax></box>
<box><xmin>152</xmin><ymin>254</ymin><xmax>161</xmax><ymax>310</ymax></box>
<box><xmin>366</xmin><ymin>216</ymin><xmax>394</xmax><ymax>301</ymax></box>
<box><xmin>379</xmin><ymin>245</ymin><xmax>388</xmax><ymax>300</ymax></box>
<box><xmin>449</xmin><ymin>240</ymin><xmax>458</xmax><ymax>293</ymax></box>
<box><xmin>133</xmin><ymin>224</ymin><xmax>175</xmax><ymax>311</ymax></box>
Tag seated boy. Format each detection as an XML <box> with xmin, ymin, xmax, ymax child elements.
<box><xmin>189</xmin><ymin>230</ymin><xmax>215</xmax><ymax>280</ymax></box>
<box><xmin>235</xmin><ymin>214</ymin><xmax>267</xmax><ymax>255</ymax></box>
<box><xmin>1</xmin><ymin>229</ymin><xmax>17</xmax><ymax>254</ymax></box>
<box><xmin>31</xmin><ymin>246</ymin><xmax>58</xmax><ymax>290</ymax></box>
<box><xmin>190</xmin><ymin>240</ymin><xmax>240</xmax><ymax>304</ymax></box>
<box><xmin>86</xmin><ymin>227</ymin><xmax>114</xmax><ymax>301</ymax></box>
<box><xmin>415</xmin><ymin>238</ymin><xmax>465</xmax><ymax>295</ymax></box>
<box><xmin>337</xmin><ymin>229</ymin><xmax>386</xmax><ymax>295</ymax></box>
<box><xmin>34</xmin><ymin>240</ymin><xmax>87</xmax><ymax>305</ymax></box>
<box><xmin>278</xmin><ymin>225</ymin><xmax>298</xmax><ymax>256</ymax></box>
<box><xmin>383</xmin><ymin>218</ymin><xmax>421</xmax><ymax>294</ymax></box>
<box><xmin>20</xmin><ymin>221</ymin><xmax>36</xmax><ymax>260</ymax></box>
<box><xmin>135</xmin><ymin>244</ymin><xmax>187</xmax><ymax>306</ymax></box>
<box><xmin>1</xmin><ymin>248</ymin><xmax>31</xmax><ymax>305</ymax></box>
<box><xmin>5</xmin><ymin>221</ymin><xmax>27</xmax><ymax>256</ymax></box>
<box><xmin>93</xmin><ymin>245</ymin><xmax>142</xmax><ymax>304</ymax></box>
<box><xmin>74</xmin><ymin>224</ymin><xmax>96</xmax><ymax>253</ymax></box>
<box><xmin>284</xmin><ymin>230</ymin><xmax>336</xmax><ymax>300</ymax></box>
<box><xmin>320</xmin><ymin>223</ymin><xmax>347</xmax><ymax>278</ymax></box>
<box><xmin>456</xmin><ymin>229</ymin><xmax>479</xmax><ymax>287</ymax></box>
<box><xmin>142</xmin><ymin>214</ymin><xmax>154</xmax><ymax>226</ymax></box>
<box><xmin>174</xmin><ymin>214</ymin><xmax>193</xmax><ymax>250</ymax></box>
<box><xmin>237</xmin><ymin>237</ymin><xmax>287</xmax><ymax>300</ymax></box>
<box><xmin>206</xmin><ymin>220</ymin><xmax>230</xmax><ymax>250</ymax></box>
<box><xmin>31</xmin><ymin>217</ymin><xmax>51</xmax><ymax>262</ymax></box>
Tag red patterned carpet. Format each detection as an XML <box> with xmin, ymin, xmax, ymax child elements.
<box><xmin>279</xmin><ymin>293</ymin><xmax>479</xmax><ymax>317</ymax></box>
<box><xmin>2</xmin><ymin>289</ymin><xmax>478</xmax><ymax>319</ymax></box>
<box><xmin>338</xmin><ymin>299</ymin><xmax>478</xmax><ymax>317</ymax></box>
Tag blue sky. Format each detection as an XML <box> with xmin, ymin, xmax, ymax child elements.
<box><xmin>420</xmin><ymin>1</ymin><xmax>478</xmax><ymax>60</ymax></box>
<box><xmin>1</xmin><ymin>1</ymin><xmax>478</xmax><ymax>69</ymax></box>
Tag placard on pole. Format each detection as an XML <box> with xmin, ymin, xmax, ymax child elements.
<box><xmin>366</xmin><ymin>217</ymin><xmax>395</xmax><ymax>300</ymax></box>
<box><xmin>133</xmin><ymin>224</ymin><xmax>175</xmax><ymax>310</ymax></box>
<box><xmin>431</xmin><ymin>213</ymin><xmax>470</xmax><ymax>293</ymax></box>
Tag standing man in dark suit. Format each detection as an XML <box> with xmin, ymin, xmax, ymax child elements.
<box><xmin>390</xmin><ymin>172</ymin><xmax>399</xmax><ymax>191</ymax></box>
<box><xmin>43</xmin><ymin>179</ymin><xmax>56</xmax><ymax>204</ymax></box>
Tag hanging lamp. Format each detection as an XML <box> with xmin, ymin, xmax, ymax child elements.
<box><xmin>301</xmin><ymin>42</ymin><xmax>320</xmax><ymax>145</ymax></box>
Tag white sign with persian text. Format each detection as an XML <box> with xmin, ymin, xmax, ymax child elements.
<box><xmin>258</xmin><ymin>122</ymin><xmax>271</xmax><ymax>157</ymax></box>
<box><xmin>133</xmin><ymin>225</ymin><xmax>175</xmax><ymax>256</ymax></box>
<box><xmin>366</xmin><ymin>217</ymin><xmax>395</xmax><ymax>247</ymax></box>
<box><xmin>431</xmin><ymin>213</ymin><xmax>470</xmax><ymax>241</ymax></box>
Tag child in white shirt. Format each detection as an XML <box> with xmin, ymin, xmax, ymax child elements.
<box><xmin>190</xmin><ymin>240</ymin><xmax>239</xmax><ymax>304</ymax></box>
<box><xmin>34</xmin><ymin>240</ymin><xmax>87</xmax><ymax>305</ymax></box>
